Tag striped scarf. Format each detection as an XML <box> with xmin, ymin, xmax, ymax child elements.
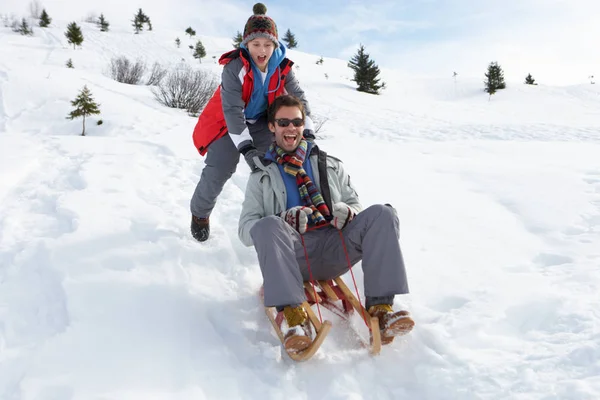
<box><xmin>270</xmin><ymin>140</ymin><xmax>331</xmax><ymax>225</ymax></box>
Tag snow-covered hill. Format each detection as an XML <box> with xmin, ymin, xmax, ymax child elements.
<box><xmin>1</xmin><ymin>18</ymin><xmax>600</xmax><ymax>400</ymax></box>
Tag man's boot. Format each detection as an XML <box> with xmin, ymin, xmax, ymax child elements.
<box><xmin>368</xmin><ymin>304</ymin><xmax>415</xmax><ymax>345</ymax></box>
<box><xmin>191</xmin><ymin>215</ymin><xmax>210</xmax><ymax>242</ymax></box>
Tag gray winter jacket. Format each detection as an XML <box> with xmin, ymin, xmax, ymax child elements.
<box><xmin>238</xmin><ymin>151</ymin><xmax>362</xmax><ymax>247</ymax></box>
<box><xmin>221</xmin><ymin>57</ymin><xmax>314</xmax><ymax>151</ymax></box>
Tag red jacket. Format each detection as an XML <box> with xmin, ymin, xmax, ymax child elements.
<box><xmin>192</xmin><ymin>49</ymin><xmax>294</xmax><ymax>155</ymax></box>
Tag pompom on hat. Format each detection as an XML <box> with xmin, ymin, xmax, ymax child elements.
<box><xmin>242</xmin><ymin>3</ymin><xmax>278</xmax><ymax>46</ymax></box>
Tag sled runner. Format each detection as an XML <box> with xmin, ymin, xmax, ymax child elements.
<box><xmin>262</xmin><ymin>277</ymin><xmax>388</xmax><ymax>361</ymax></box>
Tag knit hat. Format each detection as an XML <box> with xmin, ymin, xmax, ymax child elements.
<box><xmin>242</xmin><ymin>3</ymin><xmax>278</xmax><ymax>46</ymax></box>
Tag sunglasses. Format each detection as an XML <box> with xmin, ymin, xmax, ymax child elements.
<box><xmin>274</xmin><ymin>118</ymin><xmax>304</xmax><ymax>128</ymax></box>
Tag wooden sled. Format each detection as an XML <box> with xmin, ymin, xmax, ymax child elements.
<box><xmin>261</xmin><ymin>277</ymin><xmax>382</xmax><ymax>361</ymax></box>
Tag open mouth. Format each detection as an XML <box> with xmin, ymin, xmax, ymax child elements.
<box><xmin>283</xmin><ymin>134</ymin><xmax>297</xmax><ymax>146</ymax></box>
<box><xmin>257</xmin><ymin>55</ymin><xmax>267</xmax><ymax>63</ymax></box>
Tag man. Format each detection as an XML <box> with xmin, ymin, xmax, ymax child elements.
<box><xmin>239</xmin><ymin>95</ymin><xmax>414</xmax><ymax>353</ymax></box>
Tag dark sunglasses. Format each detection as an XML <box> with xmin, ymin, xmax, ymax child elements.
<box><xmin>274</xmin><ymin>118</ymin><xmax>304</xmax><ymax>128</ymax></box>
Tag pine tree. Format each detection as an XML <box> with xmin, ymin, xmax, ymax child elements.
<box><xmin>66</xmin><ymin>85</ymin><xmax>101</xmax><ymax>136</ymax></box>
<box><xmin>232</xmin><ymin>31</ymin><xmax>243</xmax><ymax>48</ymax></box>
<box><xmin>132</xmin><ymin>8</ymin><xmax>147</xmax><ymax>34</ymax></box>
<box><xmin>316</xmin><ymin>56</ymin><xmax>324</xmax><ymax>65</ymax></box>
<box><xmin>39</xmin><ymin>9</ymin><xmax>51</xmax><ymax>27</ymax></box>
<box><xmin>97</xmin><ymin>13</ymin><xmax>109</xmax><ymax>32</ymax></box>
<box><xmin>282</xmin><ymin>29</ymin><xmax>298</xmax><ymax>49</ymax></box>
<box><xmin>185</xmin><ymin>27</ymin><xmax>196</xmax><ymax>37</ymax></box>
<box><xmin>66</xmin><ymin>58</ymin><xmax>74</xmax><ymax>68</ymax></box>
<box><xmin>525</xmin><ymin>73</ymin><xmax>536</xmax><ymax>85</ymax></box>
<box><xmin>175</xmin><ymin>37</ymin><xmax>181</xmax><ymax>48</ymax></box>
<box><xmin>193</xmin><ymin>40</ymin><xmax>206</xmax><ymax>63</ymax></box>
<box><xmin>65</xmin><ymin>22</ymin><xmax>83</xmax><ymax>49</ymax></box>
<box><xmin>348</xmin><ymin>44</ymin><xmax>385</xmax><ymax>95</ymax></box>
<box><xmin>16</xmin><ymin>18</ymin><xmax>33</xmax><ymax>35</ymax></box>
<box><xmin>484</xmin><ymin>61</ymin><xmax>506</xmax><ymax>97</ymax></box>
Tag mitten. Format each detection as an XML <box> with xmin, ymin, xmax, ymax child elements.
<box><xmin>303</xmin><ymin>128</ymin><xmax>315</xmax><ymax>142</ymax></box>
<box><xmin>280</xmin><ymin>206</ymin><xmax>313</xmax><ymax>234</ymax></box>
<box><xmin>330</xmin><ymin>202</ymin><xmax>355</xmax><ymax>230</ymax></box>
<box><xmin>240</xmin><ymin>145</ymin><xmax>264</xmax><ymax>172</ymax></box>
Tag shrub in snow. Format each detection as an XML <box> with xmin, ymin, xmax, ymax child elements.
<box><xmin>146</xmin><ymin>62</ymin><xmax>168</xmax><ymax>85</ymax></box>
<box><xmin>152</xmin><ymin>65</ymin><xmax>219</xmax><ymax>116</ymax></box>
<box><xmin>28</xmin><ymin>0</ymin><xmax>41</xmax><ymax>19</ymax></box>
<box><xmin>84</xmin><ymin>12</ymin><xmax>99</xmax><ymax>23</ymax></box>
<box><xmin>312</xmin><ymin>114</ymin><xmax>329</xmax><ymax>135</ymax></box>
<box><xmin>67</xmin><ymin>85</ymin><xmax>101</xmax><ymax>136</ymax></box>
<box><xmin>66</xmin><ymin>58</ymin><xmax>74</xmax><ymax>68</ymax></box>
<box><xmin>109</xmin><ymin>56</ymin><xmax>147</xmax><ymax>85</ymax></box>
<box><xmin>97</xmin><ymin>119</ymin><xmax>103</xmax><ymax>125</ymax></box>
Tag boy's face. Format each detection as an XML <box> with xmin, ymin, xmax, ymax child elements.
<box><xmin>247</xmin><ymin>37</ymin><xmax>276</xmax><ymax>72</ymax></box>
<box><xmin>269</xmin><ymin>106</ymin><xmax>305</xmax><ymax>153</ymax></box>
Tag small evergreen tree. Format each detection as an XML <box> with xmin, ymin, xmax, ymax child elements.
<box><xmin>348</xmin><ymin>44</ymin><xmax>385</xmax><ymax>95</ymax></box>
<box><xmin>525</xmin><ymin>73</ymin><xmax>536</xmax><ymax>85</ymax></box>
<box><xmin>39</xmin><ymin>9</ymin><xmax>51</xmax><ymax>27</ymax></box>
<box><xmin>185</xmin><ymin>27</ymin><xmax>196</xmax><ymax>37</ymax></box>
<box><xmin>132</xmin><ymin>9</ymin><xmax>145</xmax><ymax>34</ymax></box>
<box><xmin>316</xmin><ymin>56</ymin><xmax>324</xmax><ymax>65</ymax></box>
<box><xmin>15</xmin><ymin>18</ymin><xmax>33</xmax><ymax>35</ymax></box>
<box><xmin>484</xmin><ymin>61</ymin><xmax>506</xmax><ymax>97</ymax></box>
<box><xmin>232</xmin><ymin>31</ymin><xmax>243</xmax><ymax>48</ymax></box>
<box><xmin>97</xmin><ymin>13</ymin><xmax>109</xmax><ymax>32</ymax></box>
<box><xmin>193</xmin><ymin>40</ymin><xmax>206</xmax><ymax>63</ymax></box>
<box><xmin>66</xmin><ymin>85</ymin><xmax>101</xmax><ymax>136</ymax></box>
<box><xmin>282</xmin><ymin>29</ymin><xmax>298</xmax><ymax>49</ymax></box>
<box><xmin>175</xmin><ymin>37</ymin><xmax>181</xmax><ymax>48</ymax></box>
<box><xmin>66</xmin><ymin>58</ymin><xmax>74</xmax><ymax>68</ymax></box>
<box><xmin>65</xmin><ymin>22</ymin><xmax>83</xmax><ymax>49</ymax></box>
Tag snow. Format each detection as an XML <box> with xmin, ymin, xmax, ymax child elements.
<box><xmin>1</xmin><ymin>16</ymin><xmax>600</xmax><ymax>400</ymax></box>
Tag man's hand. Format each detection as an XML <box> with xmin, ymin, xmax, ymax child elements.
<box><xmin>240</xmin><ymin>145</ymin><xmax>264</xmax><ymax>172</ymax></box>
<box><xmin>330</xmin><ymin>202</ymin><xmax>355</xmax><ymax>229</ymax></box>
<box><xmin>280</xmin><ymin>206</ymin><xmax>313</xmax><ymax>234</ymax></box>
<box><xmin>303</xmin><ymin>128</ymin><xmax>315</xmax><ymax>143</ymax></box>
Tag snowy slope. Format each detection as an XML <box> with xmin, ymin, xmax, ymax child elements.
<box><xmin>1</xmin><ymin>18</ymin><xmax>600</xmax><ymax>400</ymax></box>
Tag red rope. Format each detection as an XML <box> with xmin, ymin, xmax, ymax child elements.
<box><xmin>300</xmin><ymin>234</ymin><xmax>323</xmax><ymax>324</ymax></box>
<box><xmin>300</xmin><ymin>224</ymin><xmax>370</xmax><ymax>330</ymax></box>
<box><xmin>337</xmin><ymin>229</ymin><xmax>370</xmax><ymax>330</ymax></box>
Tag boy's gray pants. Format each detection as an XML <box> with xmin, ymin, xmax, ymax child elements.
<box><xmin>250</xmin><ymin>204</ymin><xmax>410</xmax><ymax>309</ymax></box>
<box><xmin>190</xmin><ymin>117</ymin><xmax>273</xmax><ymax>218</ymax></box>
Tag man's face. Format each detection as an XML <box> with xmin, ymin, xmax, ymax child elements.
<box><xmin>247</xmin><ymin>37</ymin><xmax>276</xmax><ymax>72</ymax></box>
<box><xmin>268</xmin><ymin>106</ymin><xmax>304</xmax><ymax>153</ymax></box>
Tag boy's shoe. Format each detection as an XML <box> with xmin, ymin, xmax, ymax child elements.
<box><xmin>280</xmin><ymin>305</ymin><xmax>313</xmax><ymax>353</ymax></box>
<box><xmin>191</xmin><ymin>215</ymin><xmax>210</xmax><ymax>242</ymax></box>
<box><xmin>368</xmin><ymin>304</ymin><xmax>415</xmax><ymax>345</ymax></box>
